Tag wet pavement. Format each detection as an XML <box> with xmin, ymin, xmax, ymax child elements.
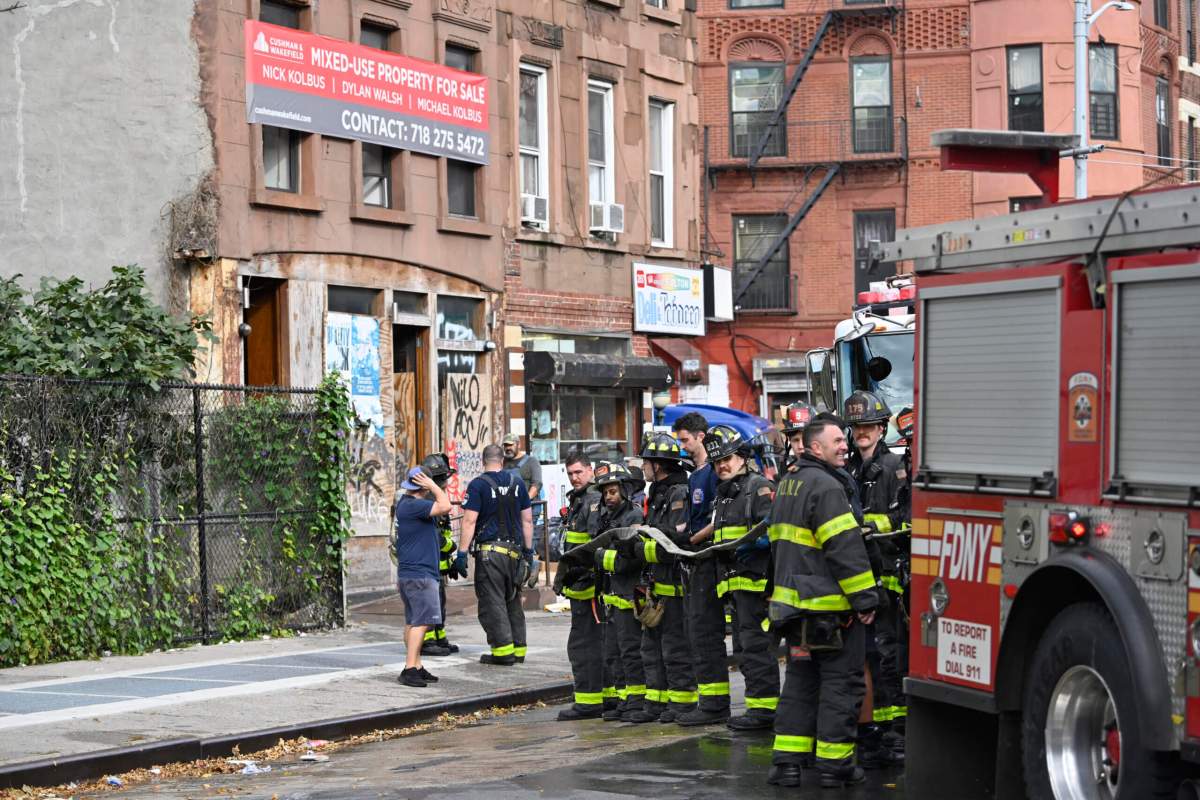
<box><xmin>101</xmin><ymin>704</ymin><xmax>908</xmax><ymax>799</ymax></box>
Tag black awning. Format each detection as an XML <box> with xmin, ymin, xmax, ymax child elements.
<box><xmin>523</xmin><ymin>352</ymin><xmax>673</xmax><ymax>390</ymax></box>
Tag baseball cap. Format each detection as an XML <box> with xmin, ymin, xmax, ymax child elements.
<box><xmin>400</xmin><ymin>466</ymin><xmax>426</xmax><ymax>491</ymax></box>
<box><xmin>502</xmin><ymin>433</ymin><xmax>519</xmax><ymax>445</ymax></box>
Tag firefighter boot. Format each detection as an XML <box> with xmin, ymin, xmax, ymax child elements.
<box><xmin>766</xmin><ymin>763</ymin><xmax>803</xmax><ymax>787</ymax></box>
<box><xmin>727</xmin><ymin>710</ymin><xmax>775</xmax><ymax>731</ymax></box>
<box><xmin>675</xmin><ymin>707</ymin><xmax>731</xmax><ymax>727</ymax></box>
<box><xmin>857</xmin><ymin>723</ymin><xmax>904</xmax><ymax>769</ymax></box>
<box><xmin>557</xmin><ymin>704</ymin><xmax>604</xmax><ymax>721</ymax></box>
<box><xmin>819</xmin><ymin>766</ymin><xmax>866</xmax><ymax>789</ymax></box>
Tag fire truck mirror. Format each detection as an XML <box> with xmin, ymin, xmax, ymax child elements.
<box><xmin>867</xmin><ymin>356</ymin><xmax>892</xmax><ymax>383</ymax></box>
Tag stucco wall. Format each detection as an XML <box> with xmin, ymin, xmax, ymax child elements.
<box><xmin>0</xmin><ymin>0</ymin><xmax>213</xmax><ymax>306</ymax></box>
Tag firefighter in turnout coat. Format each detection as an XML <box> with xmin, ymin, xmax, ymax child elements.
<box><xmin>554</xmin><ymin>453</ymin><xmax>605</xmax><ymax>721</ymax></box>
<box><xmin>845</xmin><ymin>390</ymin><xmax>910</xmax><ymax>757</ymax></box>
<box><xmin>705</xmin><ymin>424</ymin><xmax>779</xmax><ymax>731</ymax></box>
<box><xmin>632</xmin><ymin>433</ymin><xmax>698</xmax><ymax>724</ymax></box>
<box><xmin>591</xmin><ymin>463</ymin><xmax>647</xmax><ymax>721</ymax></box>
<box><xmin>766</xmin><ymin>416</ymin><xmax>880</xmax><ymax>790</ymax></box>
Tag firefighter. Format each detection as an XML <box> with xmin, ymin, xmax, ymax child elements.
<box><xmin>419</xmin><ymin>453</ymin><xmax>460</xmax><ymax>657</ymax></box>
<box><xmin>766</xmin><ymin>415</ymin><xmax>879</xmax><ymax>789</ymax></box>
<box><xmin>845</xmin><ymin>390</ymin><xmax>910</xmax><ymax>762</ymax></box>
<box><xmin>671</xmin><ymin>412</ymin><xmax>730</xmax><ymax>726</ymax></box>
<box><xmin>780</xmin><ymin>403</ymin><xmax>817</xmax><ymax>471</ymax></box>
<box><xmin>591</xmin><ymin>462</ymin><xmax>647</xmax><ymax>721</ymax></box>
<box><xmin>554</xmin><ymin>451</ymin><xmax>605</xmax><ymax>721</ymax></box>
<box><xmin>632</xmin><ymin>433</ymin><xmax>698</xmax><ymax>724</ymax></box>
<box><xmin>705</xmin><ymin>424</ymin><xmax>779</xmax><ymax>731</ymax></box>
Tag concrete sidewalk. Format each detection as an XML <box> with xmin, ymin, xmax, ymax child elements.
<box><xmin>0</xmin><ymin>590</ymin><xmax>573</xmax><ymax>788</ymax></box>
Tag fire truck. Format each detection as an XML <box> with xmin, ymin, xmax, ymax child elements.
<box><xmin>873</xmin><ymin>183</ymin><xmax>1200</xmax><ymax>799</ymax></box>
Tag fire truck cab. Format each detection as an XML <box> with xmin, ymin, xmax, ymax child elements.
<box><xmin>876</xmin><ymin>184</ymin><xmax>1200</xmax><ymax>799</ymax></box>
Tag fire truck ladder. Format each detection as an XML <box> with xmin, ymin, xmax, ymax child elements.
<box><xmin>733</xmin><ymin>163</ymin><xmax>841</xmax><ymax>307</ymax></box>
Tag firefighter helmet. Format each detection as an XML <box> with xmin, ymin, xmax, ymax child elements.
<box><xmin>420</xmin><ymin>452</ymin><xmax>456</xmax><ymax>481</ymax></box>
<box><xmin>703</xmin><ymin>424</ymin><xmax>748</xmax><ymax>462</ymax></box>
<box><xmin>594</xmin><ymin>461</ymin><xmax>634</xmax><ymax>489</ymax></box>
<box><xmin>780</xmin><ymin>403</ymin><xmax>818</xmax><ymax>435</ymax></box>
<box><xmin>639</xmin><ymin>432</ymin><xmax>688</xmax><ymax>463</ymax></box>
<box><xmin>843</xmin><ymin>390</ymin><xmax>892</xmax><ymax>425</ymax></box>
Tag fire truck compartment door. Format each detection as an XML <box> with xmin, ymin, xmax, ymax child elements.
<box><xmin>919</xmin><ymin>276</ymin><xmax>1061</xmax><ymax>481</ymax></box>
<box><xmin>1111</xmin><ymin>265</ymin><xmax>1200</xmax><ymax>495</ymax></box>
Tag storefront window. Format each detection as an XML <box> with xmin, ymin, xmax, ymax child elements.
<box><xmin>523</xmin><ymin>332</ymin><xmax>631</xmax><ymax>356</ymax></box>
<box><xmin>436</xmin><ymin>295</ymin><xmax>483</xmax><ymax>376</ymax></box>
<box><xmin>529</xmin><ymin>386</ymin><xmax>631</xmax><ymax>464</ymax></box>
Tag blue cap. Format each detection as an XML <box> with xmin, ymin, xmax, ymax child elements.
<box><xmin>400</xmin><ymin>466</ymin><xmax>425</xmax><ymax>491</ymax></box>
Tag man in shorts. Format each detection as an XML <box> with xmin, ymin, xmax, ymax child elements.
<box><xmin>393</xmin><ymin>466</ymin><xmax>453</xmax><ymax>687</ymax></box>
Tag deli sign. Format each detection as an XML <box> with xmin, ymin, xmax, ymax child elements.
<box><xmin>244</xmin><ymin>21</ymin><xmax>489</xmax><ymax>164</ymax></box>
<box><xmin>633</xmin><ymin>263</ymin><xmax>705</xmax><ymax>336</ymax></box>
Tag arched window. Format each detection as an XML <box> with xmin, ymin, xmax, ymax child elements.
<box><xmin>727</xmin><ymin>38</ymin><xmax>788</xmax><ymax>158</ymax></box>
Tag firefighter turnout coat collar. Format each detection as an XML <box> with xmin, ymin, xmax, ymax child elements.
<box><xmin>564</xmin><ymin>485</ymin><xmax>602</xmax><ymax>548</ymax></box>
<box><xmin>848</xmin><ymin>441</ymin><xmax>908</xmax><ymax>535</ymax></box>
<box><xmin>767</xmin><ymin>455</ymin><xmax>879</xmax><ymax>629</ymax></box>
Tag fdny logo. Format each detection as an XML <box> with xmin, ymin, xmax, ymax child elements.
<box><xmin>692</xmin><ymin>487</ymin><xmax>705</xmax><ymax>506</ymax></box>
<box><xmin>937</xmin><ymin>521</ymin><xmax>996</xmax><ymax>583</ymax></box>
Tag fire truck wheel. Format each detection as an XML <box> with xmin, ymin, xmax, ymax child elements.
<box><xmin>1022</xmin><ymin>602</ymin><xmax>1179</xmax><ymax>800</ymax></box>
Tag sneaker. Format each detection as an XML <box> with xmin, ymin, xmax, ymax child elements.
<box><xmin>818</xmin><ymin>767</ymin><xmax>866</xmax><ymax>789</ymax></box>
<box><xmin>421</xmin><ymin>643</ymin><xmax>453</xmax><ymax>657</ymax></box>
<box><xmin>766</xmin><ymin>763</ymin><xmax>803</xmax><ymax>787</ymax></box>
<box><xmin>479</xmin><ymin>654</ymin><xmax>517</xmax><ymax>666</ymax></box>
<box><xmin>727</xmin><ymin>712</ymin><xmax>775</xmax><ymax>731</ymax></box>
<box><xmin>417</xmin><ymin>667</ymin><xmax>439</xmax><ymax>683</ymax></box>
<box><xmin>556</xmin><ymin>705</ymin><xmax>604</xmax><ymax>721</ymax></box>
<box><xmin>675</xmin><ymin>707</ymin><xmax>731</xmax><ymax>727</ymax></box>
<box><xmin>399</xmin><ymin>668</ymin><xmax>427</xmax><ymax>688</ymax></box>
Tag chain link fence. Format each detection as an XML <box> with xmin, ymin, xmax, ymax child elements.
<box><xmin>0</xmin><ymin>376</ymin><xmax>345</xmax><ymax>648</ymax></box>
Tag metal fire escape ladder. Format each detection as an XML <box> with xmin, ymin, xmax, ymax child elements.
<box><xmin>746</xmin><ymin>10</ymin><xmax>836</xmax><ymax>178</ymax></box>
<box><xmin>733</xmin><ymin>163</ymin><xmax>841</xmax><ymax>306</ymax></box>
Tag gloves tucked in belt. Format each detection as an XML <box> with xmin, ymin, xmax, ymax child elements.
<box><xmin>452</xmin><ymin>551</ymin><xmax>470</xmax><ymax>578</ymax></box>
<box><xmin>734</xmin><ymin>534</ymin><xmax>770</xmax><ymax>561</ymax></box>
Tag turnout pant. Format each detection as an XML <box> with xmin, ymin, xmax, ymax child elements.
<box><xmin>641</xmin><ymin>589</ymin><xmax>697</xmax><ymax>714</ymax></box>
<box><xmin>772</xmin><ymin>618</ymin><xmax>867</xmax><ymax>775</ymax></box>
<box><xmin>474</xmin><ymin>546</ymin><xmax>527</xmax><ymax>659</ymax></box>
<box><xmin>873</xmin><ymin>586</ymin><xmax>907</xmax><ymax>725</ymax></box>
<box><xmin>424</xmin><ymin>578</ymin><xmax>450</xmax><ymax>645</ymax></box>
<box><xmin>730</xmin><ymin>589</ymin><xmax>779</xmax><ymax>715</ymax></box>
<box><xmin>566</xmin><ymin>591</ymin><xmax>605</xmax><ymax>711</ymax></box>
<box><xmin>684</xmin><ymin>559</ymin><xmax>730</xmax><ymax>712</ymax></box>
<box><xmin>602</xmin><ymin>596</ymin><xmax>646</xmax><ymax>709</ymax></box>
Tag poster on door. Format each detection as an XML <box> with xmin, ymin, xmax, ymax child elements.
<box><xmin>326</xmin><ymin>312</ymin><xmax>384</xmax><ymax>439</ymax></box>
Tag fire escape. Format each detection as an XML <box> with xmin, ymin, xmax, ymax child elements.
<box><xmin>719</xmin><ymin>0</ymin><xmax>904</xmax><ymax>310</ymax></box>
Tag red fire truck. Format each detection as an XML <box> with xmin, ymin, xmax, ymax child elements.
<box><xmin>875</xmin><ymin>181</ymin><xmax>1200</xmax><ymax>799</ymax></box>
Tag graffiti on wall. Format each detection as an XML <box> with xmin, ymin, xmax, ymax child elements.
<box><xmin>443</xmin><ymin>372</ymin><xmax>490</xmax><ymax>502</ymax></box>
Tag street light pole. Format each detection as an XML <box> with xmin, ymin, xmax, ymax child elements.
<box><xmin>1074</xmin><ymin>0</ymin><xmax>1091</xmax><ymax>199</ymax></box>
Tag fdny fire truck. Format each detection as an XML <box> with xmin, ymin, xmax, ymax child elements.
<box><xmin>875</xmin><ymin>184</ymin><xmax>1200</xmax><ymax>799</ymax></box>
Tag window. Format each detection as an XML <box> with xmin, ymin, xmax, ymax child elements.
<box><xmin>359</xmin><ymin>22</ymin><xmax>391</xmax><ymax>51</ymax></box>
<box><xmin>1189</xmin><ymin>119</ymin><xmax>1197</xmax><ymax>182</ymax></box>
<box><xmin>1089</xmin><ymin>45</ymin><xmax>1118</xmax><ymax>141</ymax></box>
<box><xmin>445</xmin><ymin>44</ymin><xmax>479</xmax><ymax>219</ymax></box>
<box><xmin>518</xmin><ymin>64</ymin><xmax>549</xmax><ymax>223</ymax></box>
<box><xmin>648</xmin><ymin>99</ymin><xmax>674</xmax><ymax>247</ymax></box>
<box><xmin>260</xmin><ymin>0</ymin><xmax>300</xmax><ymax>27</ymax></box>
<box><xmin>730</xmin><ymin>0</ymin><xmax>783</xmax><ymax>8</ymax></box>
<box><xmin>1007</xmin><ymin>46</ymin><xmax>1044</xmax><ymax>132</ymax></box>
<box><xmin>436</xmin><ymin>295</ymin><xmax>483</xmax><ymax>375</ymax></box>
<box><xmin>1188</xmin><ymin>0</ymin><xmax>1196</xmax><ymax>62</ymax></box>
<box><xmin>263</xmin><ymin>125</ymin><xmax>300</xmax><ymax>192</ymax></box>
<box><xmin>1157</xmin><ymin>76</ymin><xmax>1171</xmax><ymax>166</ymax></box>
<box><xmin>851</xmin><ymin>57</ymin><xmax>893</xmax><ymax>153</ymax></box>
<box><xmin>734</xmin><ymin>214</ymin><xmax>790</xmax><ymax>311</ymax></box>
<box><xmin>328</xmin><ymin>285</ymin><xmax>380</xmax><ymax>315</ymax></box>
<box><xmin>523</xmin><ymin>332</ymin><xmax>632</xmax><ymax>356</ymax></box>
<box><xmin>362</xmin><ymin>144</ymin><xmax>392</xmax><ymax>207</ymax></box>
<box><xmin>444</xmin><ymin>44</ymin><xmax>475</xmax><ymax>72</ymax></box>
<box><xmin>730</xmin><ymin>64</ymin><xmax>785</xmax><ymax>157</ymax></box>
<box><xmin>853</xmin><ymin>210</ymin><xmax>896</xmax><ymax>295</ymax></box>
<box><xmin>1155</xmin><ymin>0</ymin><xmax>1169</xmax><ymax>28</ymax></box>
<box><xmin>646</xmin><ymin>0</ymin><xmax>667</xmax><ymax>8</ymax></box>
<box><xmin>1009</xmin><ymin>196</ymin><xmax>1043</xmax><ymax>213</ymax></box>
<box><xmin>587</xmin><ymin>80</ymin><xmax>615</xmax><ymax>206</ymax></box>
<box><xmin>528</xmin><ymin>387</ymin><xmax>632</xmax><ymax>464</ymax></box>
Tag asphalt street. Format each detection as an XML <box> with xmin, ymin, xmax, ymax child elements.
<box><xmin>100</xmin><ymin>704</ymin><xmax>908</xmax><ymax>800</ymax></box>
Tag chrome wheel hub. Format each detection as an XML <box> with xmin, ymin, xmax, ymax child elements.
<box><xmin>1045</xmin><ymin>665</ymin><xmax>1120</xmax><ymax>800</ymax></box>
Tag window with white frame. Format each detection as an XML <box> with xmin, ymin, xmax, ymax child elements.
<box><xmin>646</xmin><ymin>0</ymin><xmax>667</xmax><ymax>8</ymax></box>
<box><xmin>648</xmin><ymin>99</ymin><xmax>674</xmax><ymax>247</ymax></box>
<box><xmin>587</xmin><ymin>80</ymin><xmax>615</xmax><ymax>206</ymax></box>
<box><xmin>519</xmin><ymin>64</ymin><xmax>549</xmax><ymax>228</ymax></box>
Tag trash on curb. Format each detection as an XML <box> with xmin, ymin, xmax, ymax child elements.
<box><xmin>544</xmin><ymin>600</ymin><xmax>570</xmax><ymax>613</ymax></box>
<box><xmin>105</xmin><ymin>776</ymin><xmax>123</xmax><ymax>787</ymax></box>
<box><xmin>300</xmin><ymin>753</ymin><xmax>330</xmax><ymax>762</ymax></box>
<box><xmin>241</xmin><ymin>763</ymin><xmax>272</xmax><ymax>775</ymax></box>
<box><xmin>306</xmin><ymin>739</ymin><xmax>329</xmax><ymax>748</ymax></box>
<box><xmin>150</xmin><ymin>767</ymin><xmax>162</xmax><ymax>775</ymax></box>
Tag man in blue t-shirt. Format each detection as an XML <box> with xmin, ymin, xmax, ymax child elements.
<box><xmin>456</xmin><ymin>444</ymin><xmax>534</xmax><ymax>666</ymax></box>
<box><xmin>393</xmin><ymin>467</ymin><xmax>452</xmax><ymax>688</ymax></box>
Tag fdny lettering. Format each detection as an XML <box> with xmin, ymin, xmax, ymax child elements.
<box><xmin>937</xmin><ymin>521</ymin><xmax>994</xmax><ymax>583</ymax></box>
<box><xmin>491</xmin><ymin>484</ymin><xmax>514</xmax><ymax>498</ymax></box>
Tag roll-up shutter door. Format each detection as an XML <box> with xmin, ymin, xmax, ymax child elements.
<box><xmin>1113</xmin><ymin>267</ymin><xmax>1200</xmax><ymax>488</ymax></box>
<box><xmin>920</xmin><ymin>278</ymin><xmax>1060</xmax><ymax>480</ymax></box>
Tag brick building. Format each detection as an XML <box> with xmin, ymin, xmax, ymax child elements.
<box><xmin>682</xmin><ymin>0</ymin><xmax>1198</xmax><ymax>418</ymax></box>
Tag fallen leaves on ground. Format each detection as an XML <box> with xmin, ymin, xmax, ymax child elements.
<box><xmin>0</xmin><ymin>702</ymin><xmax>544</xmax><ymax>800</ymax></box>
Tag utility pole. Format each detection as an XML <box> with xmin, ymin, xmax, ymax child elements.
<box><xmin>1073</xmin><ymin>0</ymin><xmax>1091</xmax><ymax>199</ymax></box>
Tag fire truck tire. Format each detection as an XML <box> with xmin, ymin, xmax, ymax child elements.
<box><xmin>1022</xmin><ymin>602</ymin><xmax>1179</xmax><ymax>800</ymax></box>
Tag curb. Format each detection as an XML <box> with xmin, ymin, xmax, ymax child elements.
<box><xmin>0</xmin><ymin>681</ymin><xmax>573</xmax><ymax>790</ymax></box>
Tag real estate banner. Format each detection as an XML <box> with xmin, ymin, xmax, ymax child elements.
<box><xmin>244</xmin><ymin>20</ymin><xmax>489</xmax><ymax>164</ymax></box>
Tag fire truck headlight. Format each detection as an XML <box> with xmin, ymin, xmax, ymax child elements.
<box><xmin>930</xmin><ymin>578</ymin><xmax>950</xmax><ymax>616</ymax></box>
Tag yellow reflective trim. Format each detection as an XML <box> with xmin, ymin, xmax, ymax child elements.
<box><xmin>602</xmin><ymin>550</ymin><xmax>617</xmax><ymax>572</ymax></box>
<box><xmin>816</xmin><ymin>741</ymin><xmax>855</xmax><ymax>760</ymax></box>
<box><xmin>423</xmin><ymin>629</ymin><xmax>437</xmax><ymax>642</ymax></box>
<box><xmin>624</xmin><ymin>684</ymin><xmax>647</xmax><ymax>697</ymax></box>
<box><xmin>645</xmin><ymin>689</ymin><xmax>665</xmax><ymax>703</ymax></box>
<box><xmin>603</xmin><ymin>594</ymin><xmax>634</xmax><ymax>610</ymax></box>
<box><xmin>815</xmin><ymin>513</ymin><xmax>859</xmax><ymax>546</ymax></box>
<box><xmin>480</xmin><ymin>543</ymin><xmax>520</xmax><ymax>558</ymax></box>
<box><xmin>438</xmin><ymin>559</ymin><xmax>452</xmax><ymax>571</ymax></box>
<box><xmin>513</xmin><ymin>646</ymin><xmax>527</xmax><ymax>658</ymax></box>
<box><xmin>715</xmin><ymin>579</ymin><xmax>729</xmax><ymax>598</ymax></box>
<box><xmin>653</xmin><ymin>582</ymin><xmax>683</xmax><ymax>597</ymax></box>
<box><xmin>617</xmin><ymin>687</ymin><xmax>629</xmax><ymax>700</ymax></box>
<box><xmin>575</xmin><ymin>691</ymin><xmax>604</xmax><ymax>706</ymax></box>
<box><xmin>768</xmin><ymin>523</ymin><xmax>818</xmax><ymax>548</ymax></box>
<box><xmin>668</xmin><ymin>689</ymin><xmax>698</xmax><ymax>704</ymax></box>
<box><xmin>769</xmin><ymin>586</ymin><xmax>852</xmax><ymax>612</ymax></box>
<box><xmin>873</xmin><ymin>707</ymin><xmax>890</xmax><ymax>723</ymax></box>
<box><xmin>864</xmin><ymin>513</ymin><xmax>893</xmax><ymax>533</ymax></box>
<box><xmin>880</xmin><ymin>575</ymin><xmax>903</xmax><ymax>594</ymax></box>
<box><xmin>891</xmin><ymin>705</ymin><xmax>907</xmax><ymax>719</ymax></box>
<box><xmin>565</xmin><ymin>530</ymin><xmax>591</xmax><ymax>545</ymax></box>
<box><xmin>760</xmin><ymin>617</ymin><xmax>770</xmax><ymax>632</ymax></box>
<box><xmin>603</xmin><ymin>687</ymin><xmax>618</xmax><ymax>699</ymax></box>
<box><xmin>714</xmin><ymin>525</ymin><xmax>749</xmax><ymax>544</ymax></box>
<box><xmin>838</xmin><ymin>569</ymin><xmax>877</xmax><ymax>596</ymax></box>
<box><xmin>725</xmin><ymin>576</ymin><xmax>768</xmax><ymax>594</ymax></box>
<box><xmin>563</xmin><ymin>585</ymin><xmax>596</xmax><ymax>600</ymax></box>
<box><xmin>773</xmin><ymin>734</ymin><xmax>814</xmax><ymax>754</ymax></box>
<box><xmin>492</xmin><ymin>644</ymin><xmax>515</xmax><ymax>656</ymax></box>
<box><xmin>698</xmin><ymin>682</ymin><xmax>730</xmax><ymax>696</ymax></box>
<box><xmin>644</xmin><ymin>540</ymin><xmax>659</xmax><ymax>564</ymax></box>
<box><xmin>745</xmin><ymin>696</ymin><xmax>779</xmax><ymax>710</ymax></box>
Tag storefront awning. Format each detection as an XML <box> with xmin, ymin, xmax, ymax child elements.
<box><xmin>649</xmin><ymin>337</ymin><xmax>703</xmax><ymax>369</ymax></box>
<box><xmin>523</xmin><ymin>352</ymin><xmax>673</xmax><ymax>390</ymax></box>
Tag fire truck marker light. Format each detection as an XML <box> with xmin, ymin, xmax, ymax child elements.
<box><xmin>1048</xmin><ymin>511</ymin><xmax>1088</xmax><ymax>545</ymax></box>
<box><xmin>1003</xmin><ymin>583</ymin><xmax>1018</xmax><ymax>599</ymax></box>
